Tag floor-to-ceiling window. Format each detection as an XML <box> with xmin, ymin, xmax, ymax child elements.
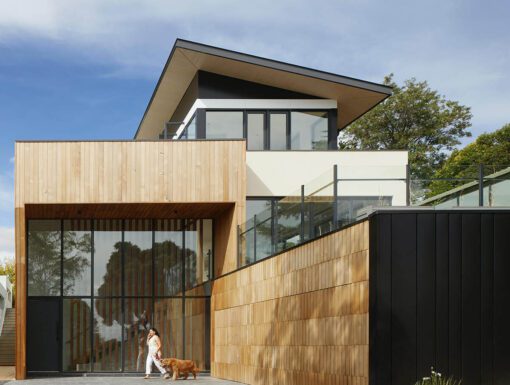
<box><xmin>27</xmin><ymin>218</ymin><xmax>212</xmax><ymax>374</ymax></box>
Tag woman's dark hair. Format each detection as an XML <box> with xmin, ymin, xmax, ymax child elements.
<box><xmin>149</xmin><ymin>327</ymin><xmax>160</xmax><ymax>337</ymax></box>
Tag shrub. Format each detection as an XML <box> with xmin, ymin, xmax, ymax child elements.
<box><xmin>414</xmin><ymin>367</ymin><xmax>461</xmax><ymax>385</ymax></box>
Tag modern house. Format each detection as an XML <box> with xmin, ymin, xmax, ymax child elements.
<box><xmin>14</xmin><ymin>39</ymin><xmax>510</xmax><ymax>385</ymax></box>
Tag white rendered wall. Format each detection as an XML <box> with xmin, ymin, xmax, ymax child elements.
<box><xmin>246</xmin><ymin>151</ymin><xmax>408</xmax><ymax>205</ymax></box>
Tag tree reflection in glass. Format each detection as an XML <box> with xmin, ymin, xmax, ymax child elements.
<box><xmin>63</xmin><ymin>220</ymin><xmax>92</xmax><ymax>296</ymax></box>
<box><xmin>28</xmin><ymin>220</ymin><xmax>61</xmax><ymax>296</ymax></box>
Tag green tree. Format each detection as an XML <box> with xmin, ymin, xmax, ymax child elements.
<box><xmin>428</xmin><ymin>123</ymin><xmax>510</xmax><ymax>196</ymax></box>
<box><xmin>339</xmin><ymin>74</ymin><xmax>472</xmax><ymax>180</ymax></box>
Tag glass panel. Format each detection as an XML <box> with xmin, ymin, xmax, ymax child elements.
<box><xmin>255</xmin><ymin>215</ymin><xmax>272</xmax><ymax>261</ymax></box>
<box><xmin>276</xmin><ymin>198</ymin><xmax>301</xmax><ymax>251</ymax></box>
<box><xmin>155</xmin><ymin>220</ymin><xmax>182</xmax><ymax>296</ymax></box>
<box><xmin>246</xmin><ymin>199</ymin><xmax>272</xmax><ymax>220</ymax></box>
<box><xmin>28</xmin><ymin>220</ymin><xmax>61</xmax><ymax>296</ymax></box>
<box><xmin>247</xmin><ymin>113</ymin><xmax>265</xmax><ymax>150</ymax></box>
<box><xmin>184</xmin><ymin>298</ymin><xmax>210</xmax><ymax>371</ymax></box>
<box><xmin>93</xmin><ymin>298</ymin><xmax>122</xmax><ymax>372</ymax></box>
<box><xmin>154</xmin><ymin>298</ymin><xmax>183</xmax><ymax>359</ymax></box>
<box><xmin>291</xmin><ymin>111</ymin><xmax>328</xmax><ymax>150</ymax></box>
<box><xmin>184</xmin><ymin>219</ymin><xmax>213</xmax><ymax>290</ymax></box>
<box><xmin>205</xmin><ymin>111</ymin><xmax>243</xmax><ymax>139</ymax></box>
<box><xmin>124</xmin><ymin>220</ymin><xmax>152</xmax><ymax>297</ymax></box>
<box><xmin>269</xmin><ymin>113</ymin><xmax>287</xmax><ymax>150</ymax></box>
<box><xmin>337</xmin><ymin>196</ymin><xmax>392</xmax><ymax>227</ymax></box>
<box><xmin>123</xmin><ymin>298</ymin><xmax>152</xmax><ymax>372</ymax></box>
<box><xmin>94</xmin><ymin>220</ymin><xmax>122</xmax><ymax>297</ymax></box>
<box><xmin>63</xmin><ymin>220</ymin><xmax>92</xmax><ymax>296</ymax></box>
<box><xmin>63</xmin><ymin>299</ymin><xmax>91</xmax><ymax>372</ymax></box>
<box><xmin>185</xmin><ymin>116</ymin><xmax>196</xmax><ymax>140</ymax></box>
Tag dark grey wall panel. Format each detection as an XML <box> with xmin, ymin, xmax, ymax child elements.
<box><xmin>369</xmin><ymin>210</ymin><xmax>510</xmax><ymax>385</ymax></box>
<box><xmin>448</xmin><ymin>213</ymin><xmax>462</xmax><ymax>379</ymax></box>
<box><xmin>461</xmin><ymin>214</ymin><xmax>481</xmax><ymax>384</ymax></box>
<box><xmin>435</xmin><ymin>213</ymin><xmax>449</xmax><ymax>374</ymax></box>
<box><xmin>391</xmin><ymin>214</ymin><xmax>417</xmax><ymax>385</ymax></box>
<box><xmin>493</xmin><ymin>213</ymin><xmax>510</xmax><ymax>385</ymax></box>
<box><xmin>197</xmin><ymin>71</ymin><xmax>319</xmax><ymax>99</ymax></box>
<box><xmin>369</xmin><ymin>214</ymin><xmax>392</xmax><ymax>385</ymax></box>
<box><xmin>417</xmin><ymin>213</ymin><xmax>436</xmax><ymax>377</ymax></box>
<box><xmin>480</xmin><ymin>214</ymin><xmax>494</xmax><ymax>385</ymax></box>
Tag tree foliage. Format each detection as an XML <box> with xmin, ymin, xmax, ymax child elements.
<box><xmin>339</xmin><ymin>74</ymin><xmax>472</xmax><ymax>179</ymax></box>
<box><xmin>428</xmin><ymin>123</ymin><xmax>510</xmax><ymax>196</ymax></box>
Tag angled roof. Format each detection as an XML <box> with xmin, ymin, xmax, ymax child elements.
<box><xmin>135</xmin><ymin>39</ymin><xmax>392</xmax><ymax>139</ymax></box>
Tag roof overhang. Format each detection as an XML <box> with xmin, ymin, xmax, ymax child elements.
<box><xmin>135</xmin><ymin>39</ymin><xmax>392</xmax><ymax>139</ymax></box>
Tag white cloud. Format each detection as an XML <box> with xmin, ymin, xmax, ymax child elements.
<box><xmin>0</xmin><ymin>227</ymin><xmax>15</xmax><ymax>260</ymax></box>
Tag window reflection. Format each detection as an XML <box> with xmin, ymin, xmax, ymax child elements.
<box><xmin>63</xmin><ymin>220</ymin><xmax>92</xmax><ymax>296</ymax></box>
<box><xmin>123</xmin><ymin>298</ymin><xmax>152</xmax><ymax>372</ymax></box>
<box><xmin>94</xmin><ymin>220</ymin><xmax>122</xmax><ymax>297</ymax></box>
<box><xmin>155</xmin><ymin>220</ymin><xmax>183</xmax><ymax>296</ymax></box>
<box><xmin>205</xmin><ymin>111</ymin><xmax>243</xmax><ymax>139</ymax></box>
<box><xmin>291</xmin><ymin>111</ymin><xmax>328</xmax><ymax>150</ymax></box>
<box><xmin>185</xmin><ymin>219</ymin><xmax>212</xmax><ymax>290</ymax></box>
<box><xmin>247</xmin><ymin>113</ymin><xmax>265</xmax><ymax>150</ymax></box>
<box><xmin>184</xmin><ymin>298</ymin><xmax>210</xmax><ymax>371</ymax></box>
<box><xmin>93</xmin><ymin>298</ymin><xmax>122</xmax><ymax>372</ymax></box>
<box><xmin>154</xmin><ymin>298</ymin><xmax>183</xmax><ymax>359</ymax></box>
<box><xmin>63</xmin><ymin>299</ymin><xmax>91</xmax><ymax>371</ymax></box>
<box><xmin>28</xmin><ymin>220</ymin><xmax>61</xmax><ymax>296</ymax></box>
<box><xmin>124</xmin><ymin>220</ymin><xmax>152</xmax><ymax>297</ymax></box>
<box><xmin>270</xmin><ymin>113</ymin><xmax>287</xmax><ymax>150</ymax></box>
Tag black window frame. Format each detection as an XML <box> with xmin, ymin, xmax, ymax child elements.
<box><xmin>200</xmin><ymin>108</ymin><xmax>335</xmax><ymax>151</ymax></box>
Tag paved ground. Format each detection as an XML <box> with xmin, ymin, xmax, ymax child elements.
<box><xmin>1</xmin><ymin>375</ymin><xmax>242</xmax><ymax>385</ymax></box>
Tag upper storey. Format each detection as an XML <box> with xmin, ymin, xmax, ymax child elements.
<box><xmin>134</xmin><ymin>39</ymin><xmax>392</xmax><ymax>149</ymax></box>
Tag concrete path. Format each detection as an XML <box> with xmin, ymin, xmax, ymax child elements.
<box><xmin>2</xmin><ymin>375</ymin><xmax>242</xmax><ymax>385</ymax></box>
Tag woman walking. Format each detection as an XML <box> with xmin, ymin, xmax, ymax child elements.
<box><xmin>144</xmin><ymin>328</ymin><xmax>170</xmax><ymax>379</ymax></box>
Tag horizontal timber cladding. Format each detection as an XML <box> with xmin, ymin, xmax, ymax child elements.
<box><xmin>14</xmin><ymin>140</ymin><xmax>246</xmax><ymax>379</ymax></box>
<box><xmin>211</xmin><ymin>221</ymin><xmax>370</xmax><ymax>385</ymax></box>
<box><xmin>369</xmin><ymin>211</ymin><xmax>510</xmax><ymax>385</ymax></box>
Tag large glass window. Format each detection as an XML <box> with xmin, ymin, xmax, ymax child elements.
<box><xmin>205</xmin><ymin>111</ymin><xmax>243</xmax><ymax>139</ymax></box>
<box><xmin>269</xmin><ymin>113</ymin><xmax>287</xmax><ymax>150</ymax></box>
<box><xmin>28</xmin><ymin>220</ymin><xmax>61</xmax><ymax>296</ymax></box>
<box><xmin>291</xmin><ymin>111</ymin><xmax>329</xmax><ymax>150</ymax></box>
<box><xmin>155</xmin><ymin>219</ymin><xmax>183</xmax><ymax>296</ymax></box>
<box><xmin>247</xmin><ymin>112</ymin><xmax>265</xmax><ymax>150</ymax></box>
<box><xmin>63</xmin><ymin>220</ymin><xmax>92</xmax><ymax>296</ymax></box>
<box><xmin>27</xmin><ymin>218</ymin><xmax>213</xmax><ymax>373</ymax></box>
<box><xmin>124</xmin><ymin>220</ymin><xmax>152</xmax><ymax>297</ymax></box>
<box><xmin>62</xmin><ymin>299</ymin><xmax>91</xmax><ymax>372</ymax></box>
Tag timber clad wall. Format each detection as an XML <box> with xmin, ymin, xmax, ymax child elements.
<box><xmin>211</xmin><ymin>221</ymin><xmax>370</xmax><ymax>385</ymax></box>
<box><xmin>14</xmin><ymin>140</ymin><xmax>246</xmax><ymax>379</ymax></box>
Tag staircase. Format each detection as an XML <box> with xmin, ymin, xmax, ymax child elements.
<box><xmin>0</xmin><ymin>308</ymin><xmax>15</xmax><ymax>366</ymax></box>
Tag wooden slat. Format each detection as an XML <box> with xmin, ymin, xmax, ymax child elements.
<box><xmin>210</xmin><ymin>222</ymin><xmax>370</xmax><ymax>385</ymax></box>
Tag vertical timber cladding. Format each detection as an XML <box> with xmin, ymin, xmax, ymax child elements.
<box><xmin>14</xmin><ymin>140</ymin><xmax>246</xmax><ymax>379</ymax></box>
<box><xmin>211</xmin><ymin>221</ymin><xmax>370</xmax><ymax>385</ymax></box>
<box><xmin>369</xmin><ymin>210</ymin><xmax>510</xmax><ymax>385</ymax></box>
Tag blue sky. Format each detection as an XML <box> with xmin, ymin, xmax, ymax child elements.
<box><xmin>0</xmin><ymin>0</ymin><xmax>509</xmax><ymax>259</ymax></box>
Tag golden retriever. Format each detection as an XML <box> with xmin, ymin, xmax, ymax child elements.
<box><xmin>160</xmin><ymin>358</ymin><xmax>200</xmax><ymax>380</ymax></box>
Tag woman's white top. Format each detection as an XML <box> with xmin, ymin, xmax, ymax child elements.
<box><xmin>147</xmin><ymin>336</ymin><xmax>159</xmax><ymax>353</ymax></box>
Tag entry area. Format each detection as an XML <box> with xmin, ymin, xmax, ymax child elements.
<box><xmin>25</xmin><ymin>219</ymin><xmax>212</xmax><ymax>375</ymax></box>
